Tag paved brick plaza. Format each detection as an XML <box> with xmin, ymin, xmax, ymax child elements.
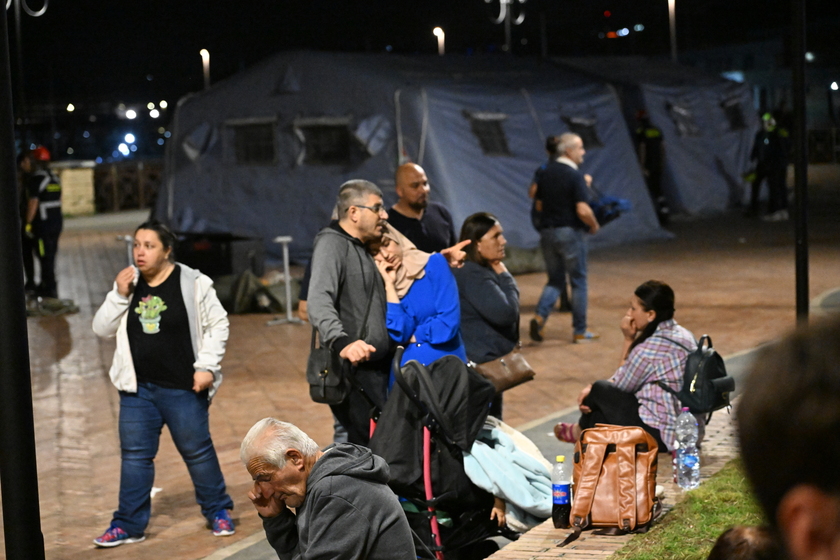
<box><xmin>2</xmin><ymin>183</ymin><xmax>838</xmax><ymax>559</ymax></box>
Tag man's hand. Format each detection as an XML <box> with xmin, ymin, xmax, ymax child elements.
<box><xmin>116</xmin><ymin>266</ymin><xmax>136</xmax><ymax>298</ymax></box>
<box><xmin>584</xmin><ymin>174</ymin><xmax>593</xmax><ymax>187</ymax></box>
<box><xmin>193</xmin><ymin>370</ymin><xmax>214</xmax><ymax>393</ymax></box>
<box><xmin>441</xmin><ymin>240</ymin><xmax>470</xmax><ymax>268</ymax></box>
<box><xmin>577</xmin><ymin>383</ymin><xmax>593</xmax><ymax>415</ymax></box>
<box><xmin>340</xmin><ymin>340</ymin><xmax>376</xmax><ymax>365</ymax></box>
<box><xmin>248</xmin><ymin>482</ymin><xmax>285</xmax><ymax>518</ymax></box>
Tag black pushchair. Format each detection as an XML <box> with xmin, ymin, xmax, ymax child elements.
<box><xmin>369</xmin><ymin>349</ymin><xmax>513</xmax><ymax>560</ymax></box>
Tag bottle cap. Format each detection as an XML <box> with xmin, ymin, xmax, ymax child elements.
<box><xmin>682</xmin><ymin>407</ymin><xmax>690</xmax><ymax>412</ymax></box>
<box><xmin>556</xmin><ymin>455</ymin><xmax>565</xmax><ymax>463</ymax></box>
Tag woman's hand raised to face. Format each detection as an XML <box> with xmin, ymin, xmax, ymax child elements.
<box><xmin>375</xmin><ymin>258</ymin><xmax>397</xmax><ymax>286</ymax></box>
<box><xmin>116</xmin><ymin>266</ymin><xmax>136</xmax><ymax>298</ymax></box>
<box><xmin>620</xmin><ymin>314</ymin><xmax>638</xmax><ymax>341</ymax></box>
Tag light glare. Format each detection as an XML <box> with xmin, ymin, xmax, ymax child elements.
<box><xmin>118</xmin><ymin>143</ymin><xmax>130</xmax><ymax>156</ymax></box>
<box><xmin>832</xmin><ymin>82</ymin><xmax>839</xmax><ymax>91</ymax></box>
<box><xmin>124</xmin><ymin>133</ymin><xmax>136</xmax><ymax>143</ymax></box>
<box><xmin>126</xmin><ymin>109</ymin><xmax>137</xmax><ymax>120</ymax></box>
<box><xmin>150</xmin><ymin>109</ymin><xmax>160</xmax><ymax>118</ymax></box>
<box><xmin>160</xmin><ymin>100</ymin><xmax>168</xmax><ymax>109</ymax></box>
<box><xmin>66</xmin><ymin>103</ymin><xmax>75</xmax><ymax>112</ymax></box>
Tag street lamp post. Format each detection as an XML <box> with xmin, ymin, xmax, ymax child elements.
<box><xmin>668</xmin><ymin>0</ymin><xmax>677</xmax><ymax>62</ymax></box>
<box><xmin>433</xmin><ymin>27</ymin><xmax>445</xmax><ymax>56</ymax></box>
<box><xmin>200</xmin><ymin>48</ymin><xmax>210</xmax><ymax>90</ymax></box>
<box><xmin>485</xmin><ymin>0</ymin><xmax>525</xmax><ymax>53</ymax></box>
<box><xmin>6</xmin><ymin>0</ymin><xmax>49</xmax><ymax>148</ymax></box>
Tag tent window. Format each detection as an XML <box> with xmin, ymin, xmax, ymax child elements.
<box><xmin>562</xmin><ymin>116</ymin><xmax>603</xmax><ymax>148</ymax></box>
<box><xmin>464</xmin><ymin>111</ymin><xmax>511</xmax><ymax>156</ymax></box>
<box><xmin>666</xmin><ymin>102</ymin><xmax>702</xmax><ymax>137</ymax></box>
<box><xmin>294</xmin><ymin>118</ymin><xmax>353</xmax><ymax>165</ymax></box>
<box><xmin>721</xmin><ymin>98</ymin><xmax>747</xmax><ymax>131</ymax></box>
<box><xmin>230</xmin><ymin>123</ymin><xmax>277</xmax><ymax>165</ymax></box>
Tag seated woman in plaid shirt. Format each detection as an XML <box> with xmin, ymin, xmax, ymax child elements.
<box><xmin>554</xmin><ymin>280</ymin><xmax>697</xmax><ymax>452</ymax></box>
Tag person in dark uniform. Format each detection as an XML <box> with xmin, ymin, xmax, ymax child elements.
<box><xmin>387</xmin><ymin>162</ymin><xmax>456</xmax><ymax>253</ymax></box>
<box><xmin>17</xmin><ymin>151</ymin><xmax>38</xmax><ymax>293</ymax></box>
<box><xmin>23</xmin><ymin>146</ymin><xmax>62</xmax><ymax>299</ymax></box>
<box><xmin>748</xmin><ymin>113</ymin><xmax>790</xmax><ymax>221</ymax></box>
<box><xmin>635</xmin><ymin>111</ymin><xmax>668</xmax><ymax>225</ymax></box>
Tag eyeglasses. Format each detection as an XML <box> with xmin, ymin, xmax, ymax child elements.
<box><xmin>353</xmin><ymin>204</ymin><xmax>385</xmax><ymax>215</ymax></box>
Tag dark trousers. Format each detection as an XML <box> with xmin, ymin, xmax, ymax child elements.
<box><xmin>750</xmin><ymin>166</ymin><xmax>787</xmax><ymax>214</ymax></box>
<box><xmin>21</xmin><ymin>228</ymin><xmax>36</xmax><ymax>290</ymax></box>
<box><xmin>37</xmin><ymin>231</ymin><xmax>60</xmax><ymax>298</ymax></box>
<box><xmin>331</xmin><ymin>357</ymin><xmax>390</xmax><ymax>446</ymax></box>
<box><xmin>578</xmin><ymin>380</ymin><xmax>667</xmax><ymax>452</ymax></box>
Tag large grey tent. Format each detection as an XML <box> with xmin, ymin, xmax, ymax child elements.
<box><xmin>155</xmin><ymin>51</ymin><xmax>669</xmax><ymax>262</ymax></box>
<box><xmin>554</xmin><ymin>56</ymin><xmax>759</xmax><ymax>216</ymax></box>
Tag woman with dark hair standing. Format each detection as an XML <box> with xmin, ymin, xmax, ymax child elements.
<box><xmin>452</xmin><ymin>212</ymin><xmax>520</xmax><ymax>418</ymax></box>
<box><xmin>92</xmin><ymin>220</ymin><xmax>235</xmax><ymax>547</ymax></box>
<box><xmin>554</xmin><ymin>280</ymin><xmax>696</xmax><ymax>452</ymax></box>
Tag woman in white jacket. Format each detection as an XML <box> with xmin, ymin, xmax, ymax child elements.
<box><xmin>92</xmin><ymin>220</ymin><xmax>234</xmax><ymax>547</ymax></box>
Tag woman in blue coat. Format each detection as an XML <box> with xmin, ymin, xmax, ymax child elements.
<box><xmin>373</xmin><ymin>224</ymin><xmax>467</xmax><ymax>371</ymax></box>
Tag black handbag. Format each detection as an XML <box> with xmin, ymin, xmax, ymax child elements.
<box><xmin>305</xmin><ymin>258</ymin><xmax>375</xmax><ymax>405</ymax></box>
<box><xmin>306</xmin><ymin>329</ymin><xmax>350</xmax><ymax>405</ymax></box>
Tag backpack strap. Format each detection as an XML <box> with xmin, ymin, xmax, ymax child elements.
<box><xmin>653</xmin><ymin>335</ymin><xmax>695</xmax><ymax>399</ymax></box>
<box><xmin>615</xmin><ymin>442</ymin><xmax>638</xmax><ymax>531</ymax></box>
<box><xmin>570</xmin><ymin>442</ymin><xmax>607</xmax><ymax>527</ymax></box>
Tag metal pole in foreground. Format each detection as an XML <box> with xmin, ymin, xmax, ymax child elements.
<box><xmin>791</xmin><ymin>0</ymin><xmax>809</xmax><ymax>324</ymax></box>
<box><xmin>0</xmin><ymin>6</ymin><xmax>47</xmax><ymax>560</ymax></box>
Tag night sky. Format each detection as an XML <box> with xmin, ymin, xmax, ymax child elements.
<box><xmin>8</xmin><ymin>0</ymin><xmax>839</xmax><ymax>107</ymax></box>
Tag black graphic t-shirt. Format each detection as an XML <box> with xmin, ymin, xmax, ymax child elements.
<box><xmin>127</xmin><ymin>266</ymin><xmax>197</xmax><ymax>391</ymax></box>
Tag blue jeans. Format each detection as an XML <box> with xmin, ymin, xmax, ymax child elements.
<box><xmin>113</xmin><ymin>383</ymin><xmax>233</xmax><ymax>536</ymax></box>
<box><xmin>536</xmin><ymin>227</ymin><xmax>588</xmax><ymax>334</ymax></box>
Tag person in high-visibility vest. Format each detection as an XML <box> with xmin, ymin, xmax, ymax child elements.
<box><xmin>24</xmin><ymin>146</ymin><xmax>63</xmax><ymax>299</ymax></box>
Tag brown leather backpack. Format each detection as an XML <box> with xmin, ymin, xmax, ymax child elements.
<box><xmin>558</xmin><ymin>424</ymin><xmax>662</xmax><ymax>547</ymax></box>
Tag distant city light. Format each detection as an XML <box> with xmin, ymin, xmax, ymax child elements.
<box><xmin>147</xmin><ymin>102</ymin><xmax>155</xmax><ymax>110</ymax></box>
<box><xmin>606</xmin><ymin>31</ymin><xmax>618</xmax><ymax>39</ymax></box>
<box><xmin>805</xmin><ymin>52</ymin><xmax>815</xmax><ymax>62</ymax></box>
<box><xmin>130</xmin><ymin>145</ymin><xmax>138</xmax><ymax>152</ymax></box>
<box><xmin>83</xmin><ymin>130</ymin><xmax>90</xmax><ymax>138</ymax></box>
<box><xmin>598</xmin><ymin>32</ymin><xmax>605</xmax><ymax>39</ymax></box>
<box><xmin>832</xmin><ymin>82</ymin><xmax>839</xmax><ymax>91</ymax></box>
<box><xmin>158</xmin><ymin>127</ymin><xmax>166</xmax><ymax>134</ymax></box>
<box><xmin>96</xmin><ymin>157</ymin><xmax>103</xmax><ymax>164</ymax></box>
<box><xmin>604</xmin><ymin>10</ymin><xmax>611</xmax><ymax>17</ymax></box>
<box><xmin>89</xmin><ymin>115</ymin><xmax>97</xmax><ymax>122</ymax></box>
<box><xmin>385</xmin><ymin>45</ymin><xmax>393</xmax><ymax>52</ymax></box>
<box><xmin>126</xmin><ymin>109</ymin><xmax>137</xmax><ymax>119</ymax></box>
<box><xmin>112</xmin><ymin>151</ymin><xmax>120</xmax><ymax>158</ymax></box>
<box><xmin>125</xmin><ymin>133</ymin><xmax>136</xmax><ymax>143</ymax></box>
<box><xmin>66</xmin><ymin>103</ymin><xmax>75</xmax><ymax>112</ymax></box>
<box><xmin>157</xmin><ymin>138</ymin><xmax>165</xmax><ymax>146</ymax></box>
<box><xmin>617</xmin><ymin>28</ymin><xmax>630</xmax><ymax>37</ymax></box>
<box><xmin>67</xmin><ymin>147</ymin><xmax>74</xmax><ymax>154</ymax></box>
<box><xmin>118</xmin><ymin>143</ymin><xmax>130</xmax><ymax>156</ymax></box>
<box><xmin>159</xmin><ymin>100</ymin><xmax>168</xmax><ymax>109</ymax></box>
<box><xmin>164</xmin><ymin>131</ymin><xmax>171</xmax><ymax>138</ymax></box>
<box><xmin>634</xmin><ymin>24</ymin><xmax>645</xmax><ymax>32</ymax></box>
<box><xmin>150</xmin><ymin>109</ymin><xmax>160</xmax><ymax>118</ymax></box>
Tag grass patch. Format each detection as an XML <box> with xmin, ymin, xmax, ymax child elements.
<box><xmin>611</xmin><ymin>459</ymin><xmax>766</xmax><ymax>560</ymax></box>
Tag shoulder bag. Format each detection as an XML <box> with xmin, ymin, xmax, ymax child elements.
<box><xmin>472</xmin><ymin>342</ymin><xmax>536</xmax><ymax>393</ymax></box>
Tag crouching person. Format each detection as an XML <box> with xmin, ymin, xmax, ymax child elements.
<box><xmin>240</xmin><ymin>418</ymin><xmax>417</xmax><ymax>560</ymax></box>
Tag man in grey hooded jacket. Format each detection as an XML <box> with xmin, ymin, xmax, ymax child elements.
<box><xmin>307</xmin><ymin>180</ymin><xmax>392</xmax><ymax>445</ymax></box>
<box><xmin>241</xmin><ymin>418</ymin><xmax>416</xmax><ymax>560</ymax></box>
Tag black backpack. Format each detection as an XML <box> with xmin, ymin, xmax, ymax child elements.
<box><xmin>657</xmin><ymin>335</ymin><xmax>735</xmax><ymax>419</ymax></box>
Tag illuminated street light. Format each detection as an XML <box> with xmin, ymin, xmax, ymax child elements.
<box><xmin>125</xmin><ymin>133</ymin><xmax>135</xmax><ymax>143</ymax></box>
<box><xmin>147</xmin><ymin>102</ymin><xmax>155</xmax><ymax>110</ymax></box>
<box><xmin>433</xmin><ymin>27</ymin><xmax>445</xmax><ymax>55</ymax></box>
<box><xmin>66</xmin><ymin>103</ymin><xmax>75</xmax><ymax>112</ymax></box>
<box><xmin>160</xmin><ymin>100</ymin><xmax>168</xmax><ymax>109</ymax></box>
<box><xmin>125</xmin><ymin>109</ymin><xmax>137</xmax><ymax>120</ymax></box>
<box><xmin>150</xmin><ymin>109</ymin><xmax>160</xmax><ymax>118</ymax></box>
<box><xmin>200</xmin><ymin>49</ymin><xmax>210</xmax><ymax>90</ymax></box>
<box><xmin>831</xmin><ymin>82</ymin><xmax>839</xmax><ymax>91</ymax></box>
<box><xmin>668</xmin><ymin>0</ymin><xmax>677</xmax><ymax>62</ymax></box>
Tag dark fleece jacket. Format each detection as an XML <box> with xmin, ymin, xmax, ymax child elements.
<box><xmin>262</xmin><ymin>443</ymin><xmax>416</xmax><ymax>560</ymax></box>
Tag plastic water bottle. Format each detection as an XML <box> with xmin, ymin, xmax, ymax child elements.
<box><xmin>552</xmin><ymin>455</ymin><xmax>572</xmax><ymax>528</ymax></box>
<box><xmin>674</xmin><ymin>407</ymin><xmax>701</xmax><ymax>490</ymax></box>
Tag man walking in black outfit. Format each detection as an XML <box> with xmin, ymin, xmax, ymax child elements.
<box><xmin>23</xmin><ymin>146</ymin><xmax>63</xmax><ymax>299</ymax></box>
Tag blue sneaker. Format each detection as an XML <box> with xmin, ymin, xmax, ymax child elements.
<box><xmin>212</xmin><ymin>509</ymin><xmax>235</xmax><ymax>537</ymax></box>
<box><xmin>93</xmin><ymin>525</ymin><xmax>145</xmax><ymax>547</ymax></box>
<box><xmin>573</xmin><ymin>331</ymin><xmax>600</xmax><ymax>344</ymax></box>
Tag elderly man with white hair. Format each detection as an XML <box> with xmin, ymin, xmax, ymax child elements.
<box><xmin>240</xmin><ymin>418</ymin><xmax>416</xmax><ymax>560</ymax></box>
